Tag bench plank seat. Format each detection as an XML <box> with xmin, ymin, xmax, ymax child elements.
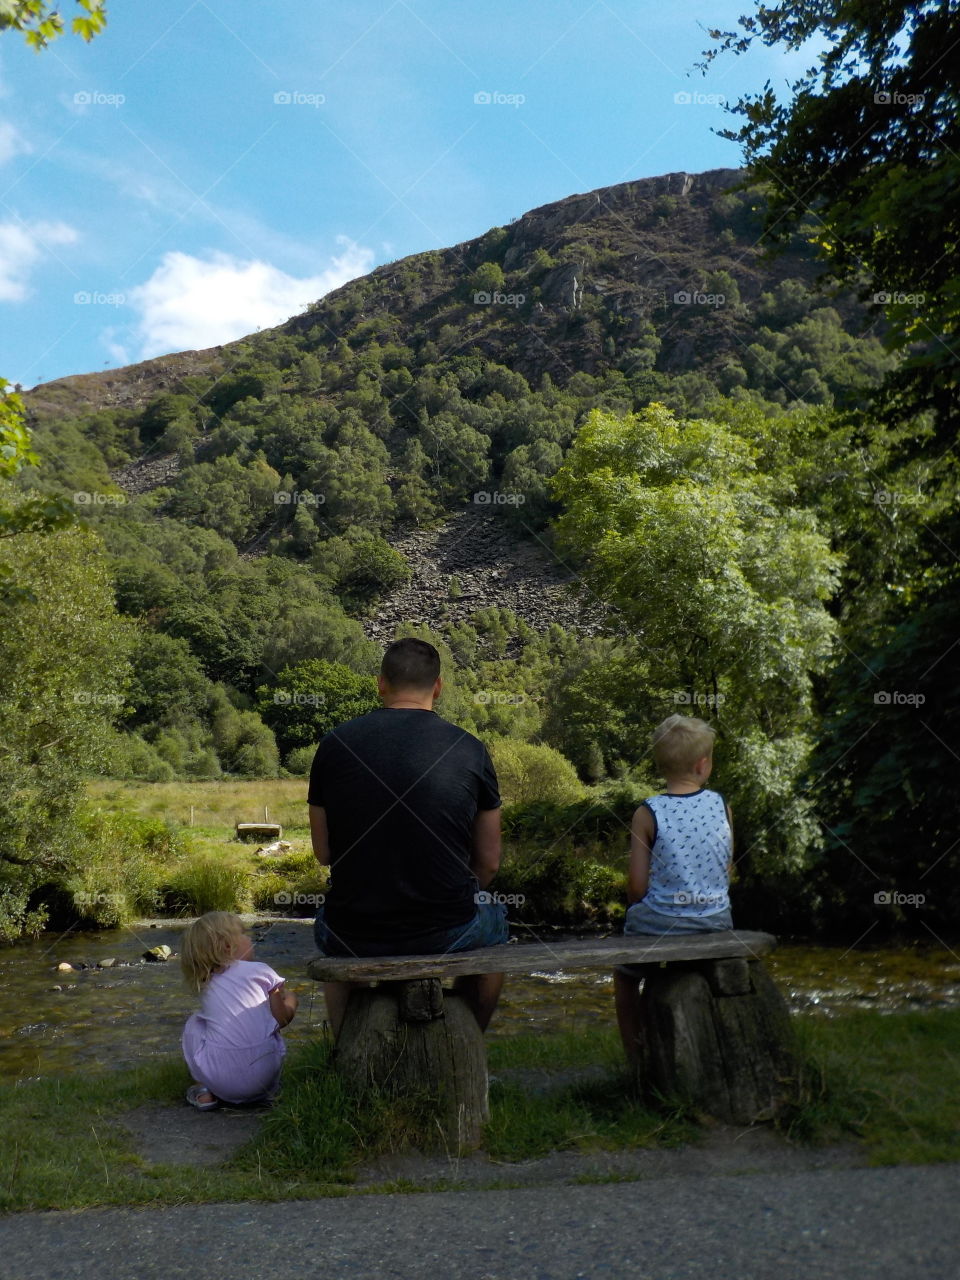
<box><xmin>306</xmin><ymin>929</ymin><xmax>776</xmax><ymax>983</ymax></box>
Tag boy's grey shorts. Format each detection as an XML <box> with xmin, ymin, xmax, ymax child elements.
<box><xmin>616</xmin><ymin>900</ymin><xmax>734</xmax><ymax>976</ymax></box>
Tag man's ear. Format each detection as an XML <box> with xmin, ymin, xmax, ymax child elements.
<box><xmin>434</xmin><ymin>676</ymin><xmax>443</xmax><ymax>699</ymax></box>
<box><xmin>377</xmin><ymin>674</ymin><xmax>389</xmax><ymax>696</ymax></box>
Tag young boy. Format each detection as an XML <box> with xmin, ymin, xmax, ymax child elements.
<box><xmin>614</xmin><ymin>714</ymin><xmax>734</xmax><ymax>1067</ymax></box>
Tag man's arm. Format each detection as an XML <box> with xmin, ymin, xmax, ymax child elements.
<box><xmin>627</xmin><ymin>804</ymin><xmax>655</xmax><ymax>904</ymax></box>
<box><xmin>309</xmin><ymin>803</ymin><xmax>330</xmax><ymax>868</ymax></box>
<box><xmin>470</xmin><ymin>807</ymin><xmax>501</xmax><ymax>889</ymax></box>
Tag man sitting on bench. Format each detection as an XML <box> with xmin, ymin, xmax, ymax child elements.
<box><xmin>308</xmin><ymin>637</ymin><xmax>508</xmax><ymax>1038</ymax></box>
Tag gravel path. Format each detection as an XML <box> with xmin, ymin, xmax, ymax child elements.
<box><xmin>2</xmin><ymin>1164</ymin><xmax>959</xmax><ymax>1280</ymax></box>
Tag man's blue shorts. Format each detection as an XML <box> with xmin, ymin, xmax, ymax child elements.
<box><xmin>313</xmin><ymin>900</ymin><xmax>509</xmax><ymax>958</ymax></box>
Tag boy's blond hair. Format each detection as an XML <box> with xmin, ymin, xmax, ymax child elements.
<box><xmin>181</xmin><ymin>910</ymin><xmax>244</xmax><ymax>994</ymax></box>
<box><xmin>651</xmin><ymin>714</ymin><xmax>716</xmax><ymax>778</ymax></box>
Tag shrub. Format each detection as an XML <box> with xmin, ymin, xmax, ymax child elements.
<box><xmin>50</xmin><ymin>809</ymin><xmax>185</xmax><ymax>928</ymax></box>
<box><xmin>252</xmin><ymin>873</ymin><xmax>289</xmax><ymax>911</ymax></box>
<box><xmin>164</xmin><ymin>856</ymin><xmax>250</xmax><ymax>915</ymax></box>
<box><xmin>285</xmin><ymin>745</ymin><xmax>316</xmax><ymax>775</ymax></box>
<box><xmin>488</xmin><ymin>740</ymin><xmax>586</xmax><ymax>807</ymax></box>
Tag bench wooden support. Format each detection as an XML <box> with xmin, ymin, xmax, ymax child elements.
<box><xmin>622</xmin><ymin>956</ymin><xmax>798</xmax><ymax>1123</ymax></box>
<box><xmin>307</xmin><ymin>931</ymin><xmax>795</xmax><ymax>1134</ymax></box>
<box><xmin>334</xmin><ymin>977</ymin><xmax>488</xmax><ymax>1147</ymax></box>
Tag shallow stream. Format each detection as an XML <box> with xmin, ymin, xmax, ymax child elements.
<box><xmin>3</xmin><ymin>917</ymin><xmax>959</xmax><ymax>1081</ymax></box>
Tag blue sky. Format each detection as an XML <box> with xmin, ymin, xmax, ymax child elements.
<box><xmin>0</xmin><ymin>1</ymin><xmax>812</xmax><ymax>388</ymax></box>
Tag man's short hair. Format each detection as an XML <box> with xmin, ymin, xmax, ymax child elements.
<box><xmin>381</xmin><ymin>637</ymin><xmax>441</xmax><ymax>691</ymax></box>
<box><xmin>651</xmin><ymin>714</ymin><xmax>716</xmax><ymax>777</ymax></box>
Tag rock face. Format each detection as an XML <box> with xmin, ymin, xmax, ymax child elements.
<box><xmin>364</xmin><ymin>507</ymin><xmax>606</xmax><ymax>647</ymax></box>
<box><xmin>111</xmin><ymin>452</ymin><xmax>181</xmax><ymax>495</ymax></box>
<box><xmin>539</xmin><ymin>262</ymin><xmax>584</xmax><ymax>309</ymax></box>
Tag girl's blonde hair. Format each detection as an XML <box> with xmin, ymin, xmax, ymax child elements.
<box><xmin>181</xmin><ymin>910</ymin><xmax>244</xmax><ymax>993</ymax></box>
<box><xmin>651</xmin><ymin>714</ymin><xmax>716</xmax><ymax>777</ymax></box>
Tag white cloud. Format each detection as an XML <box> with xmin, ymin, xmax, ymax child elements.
<box><xmin>0</xmin><ymin>219</ymin><xmax>78</xmax><ymax>302</ymax></box>
<box><xmin>129</xmin><ymin>238</ymin><xmax>376</xmax><ymax>357</ymax></box>
<box><xmin>0</xmin><ymin>121</ymin><xmax>31</xmax><ymax>166</ymax></box>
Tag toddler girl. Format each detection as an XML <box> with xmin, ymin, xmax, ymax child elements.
<box><xmin>180</xmin><ymin>911</ymin><xmax>298</xmax><ymax>1109</ymax></box>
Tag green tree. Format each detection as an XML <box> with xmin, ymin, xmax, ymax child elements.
<box><xmin>704</xmin><ymin>0</ymin><xmax>960</xmax><ymax>423</ymax></box>
<box><xmin>470</xmin><ymin>261</ymin><xmax>506</xmax><ymax>299</ymax></box>
<box><xmin>0</xmin><ymin>0</ymin><xmax>105</xmax><ymax>47</ymax></box>
<box><xmin>125</xmin><ymin>630</ymin><xmax>211</xmax><ymax>729</ymax></box>
<box><xmin>552</xmin><ymin>403</ymin><xmax>840</xmax><ymax>872</ymax></box>
<box><xmin>0</xmin><ymin>382</ymin><xmax>75</xmax><ymax>601</ymax></box>
<box><xmin>257</xmin><ymin>660</ymin><xmax>380</xmax><ymax>755</ymax></box>
<box><xmin>0</xmin><ymin>516</ymin><xmax>132</xmax><ymax>939</ymax></box>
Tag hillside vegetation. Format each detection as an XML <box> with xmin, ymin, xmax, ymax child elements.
<box><xmin>1</xmin><ymin>168</ymin><xmax>950</xmax><ymax>941</ymax></box>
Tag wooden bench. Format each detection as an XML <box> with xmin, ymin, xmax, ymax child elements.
<box><xmin>236</xmin><ymin>822</ymin><xmax>283</xmax><ymax>841</ymax></box>
<box><xmin>307</xmin><ymin>931</ymin><xmax>799</xmax><ymax>1145</ymax></box>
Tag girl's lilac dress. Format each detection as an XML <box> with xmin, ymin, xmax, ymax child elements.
<box><xmin>182</xmin><ymin>959</ymin><xmax>286</xmax><ymax>1103</ymax></box>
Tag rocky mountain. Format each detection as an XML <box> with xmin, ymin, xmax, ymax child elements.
<box><xmin>19</xmin><ymin>166</ymin><xmax>887</xmax><ymax>654</ymax></box>
<box><xmin>24</xmin><ymin>166</ymin><xmax>851</xmax><ymax>426</ymax></box>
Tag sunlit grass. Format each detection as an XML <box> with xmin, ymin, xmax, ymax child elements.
<box><xmin>87</xmin><ymin>778</ymin><xmax>311</xmax><ymax>834</ymax></box>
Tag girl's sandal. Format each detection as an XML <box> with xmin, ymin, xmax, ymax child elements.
<box><xmin>186</xmin><ymin>1084</ymin><xmax>220</xmax><ymax>1111</ymax></box>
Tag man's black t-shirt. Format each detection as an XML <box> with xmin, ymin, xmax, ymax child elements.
<box><xmin>307</xmin><ymin>708</ymin><xmax>500</xmax><ymax>947</ymax></box>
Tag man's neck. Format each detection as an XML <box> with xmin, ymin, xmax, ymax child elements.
<box><xmin>381</xmin><ymin>696</ymin><xmax>435</xmax><ymax>711</ymax></box>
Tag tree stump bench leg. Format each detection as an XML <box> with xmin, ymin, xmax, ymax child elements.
<box><xmin>636</xmin><ymin>958</ymin><xmax>799</xmax><ymax>1124</ymax></box>
<box><xmin>333</xmin><ymin>978</ymin><xmax>488</xmax><ymax>1148</ymax></box>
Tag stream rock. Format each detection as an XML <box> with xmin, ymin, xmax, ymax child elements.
<box><xmin>143</xmin><ymin>945</ymin><xmax>173</xmax><ymax>962</ymax></box>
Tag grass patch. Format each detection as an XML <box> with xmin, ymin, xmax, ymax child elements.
<box><xmin>162</xmin><ymin>854</ymin><xmax>253</xmax><ymax>915</ymax></box>
<box><xmin>780</xmin><ymin>1009</ymin><xmax>960</xmax><ymax>1163</ymax></box>
<box><xmin>86</xmin><ymin>778</ymin><xmax>311</xmax><ymax>832</ymax></box>
<box><xmin>3</xmin><ymin>1012</ymin><xmax>959</xmax><ymax>1211</ymax></box>
<box><xmin>0</xmin><ymin>1058</ymin><xmax>311</xmax><ymax>1212</ymax></box>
